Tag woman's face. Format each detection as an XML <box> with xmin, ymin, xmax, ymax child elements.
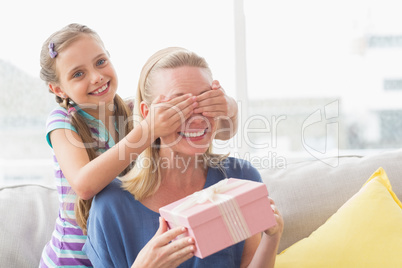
<box><xmin>151</xmin><ymin>66</ymin><xmax>217</xmax><ymax>157</ymax></box>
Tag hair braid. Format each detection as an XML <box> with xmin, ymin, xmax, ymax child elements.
<box><xmin>74</xmin><ymin>94</ymin><xmax>133</xmax><ymax>234</ymax></box>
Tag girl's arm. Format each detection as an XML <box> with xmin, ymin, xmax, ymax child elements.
<box><xmin>51</xmin><ymin>94</ymin><xmax>196</xmax><ymax>200</ymax></box>
<box><xmin>51</xmin><ymin>120</ymin><xmax>150</xmax><ymax>200</ymax></box>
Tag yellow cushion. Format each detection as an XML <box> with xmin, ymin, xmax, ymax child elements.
<box><xmin>275</xmin><ymin>167</ymin><xmax>402</xmax><ymax>268</ymax></box>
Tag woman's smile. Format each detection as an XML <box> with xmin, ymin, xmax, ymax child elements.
<box><xmin>178</xmin><ymin>128</ymin><xmax>208</xmax><ymax>141</ymax></box>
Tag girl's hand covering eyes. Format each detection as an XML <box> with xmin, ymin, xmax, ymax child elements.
<box><xmin>194</xmin><ymin>80</ymin><xmax>237</xmax><ymax>119</ymax></box>
<box><xmin>145</xmin><ymin>94</ymin><xmax>198</xmax><ymax>139</ymax></box>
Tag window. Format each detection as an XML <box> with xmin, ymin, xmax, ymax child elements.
<box><xmin>242</xmin><ymin>0</ymin><xmax>402</xmax><ymax>167</ymax></box>
<box><xmin>0</xmin><ymin>0</ymin><xmax>235</xmax><ymax>185</ymax></box>
<box><xmin>1</xmin><ymin>0</ymin><xmax>401</xmax><ymax>185</ymax></box>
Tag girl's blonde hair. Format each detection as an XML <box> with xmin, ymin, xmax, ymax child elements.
<box><xmin>40</xmin><ymin>23</ymin><xmax>133</xmax><ymax>234</ymax></box>
<box><xmin>122</xmin><ymin>47</ymin><xmax>228</xmax><ymax>200</ymax></box>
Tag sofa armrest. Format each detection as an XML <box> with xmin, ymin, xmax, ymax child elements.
<box><xmin>0</xmin><ymin>184</ymin><xmax>58</xmax><ymax>267</ymax></box>
<box><xmin>261</xmin><ymin>149</ymin><xmax>402</xmax><ymax>252</ymax></box>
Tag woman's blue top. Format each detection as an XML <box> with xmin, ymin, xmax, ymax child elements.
<box><xmin>83</xmin><ymin>157</ymin><xmax>262</xmax><ymax>268</ymax></box>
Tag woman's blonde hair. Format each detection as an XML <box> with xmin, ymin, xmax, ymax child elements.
<box><xmin>40</xmin><ymin>23</ymin><xmax>133</xmax><ymax>234</ymax></box>
<box><xmin>122</xmin><ymin>47</ymin><xmax>228</xmax><ymax>200</ymax></box>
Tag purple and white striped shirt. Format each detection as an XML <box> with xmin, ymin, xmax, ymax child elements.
<box><xmin>40</xmin><ymin>105</ymin><xmax>117</xmax><ymax>268</ymax></box>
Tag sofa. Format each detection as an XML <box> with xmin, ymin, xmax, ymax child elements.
<box><xmin>1</xmin><ymin>149</ymin><xmax>402</xmax><ymax>267</ymax></box>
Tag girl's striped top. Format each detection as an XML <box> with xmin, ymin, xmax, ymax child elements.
<box><xmin>40</xmin><ymin>105</ymin><xmax>117</xmax><ymax>268</ymax></box>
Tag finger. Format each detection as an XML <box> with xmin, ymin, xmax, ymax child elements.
<box><xmin>271</xmin><ymin>204</ymin><xmax>277</xmax><ymax>214</ymax></box>
<box><xmin>268</xmin><ymin>197</ymin><xmax>277</xmax><ymax>212</ymax></box>
<box><xmin>195</xmin><ymin>89</ymin><xmax>222</xmax><ymax>103</ymax></box>
<box><xmin>173</xmin><ymin>96</ymin><xmax>198</xmax><ymax>112</ymax></box>
<box><xmin>211</xmin><ymin>80</ymin><xmax>221</xmax><ymax>90</ymax></box>
<box><xmin>197</xmin><ymin>97</ymin><xmax>225</xmax><ymax>109</ymax></box>
<box><xmin>171</xmin><ymin>251</ymin><xmax>195</xmax><ymax>268</ymax></box>
<box><xmin>165</xmin><ymin>93</ymin><xmax>194</xmax><ymax>105</ymax></box>
<box><xmin>154</xmin><ymin>225</ymin><xmax>188</xmax><ymax>247</ymax></box>
<box><xmin>196</xmin><ymin>94</ymin><xmax>226</xmax><ymax>111</ymax></box>
<box><xmin>154</xmin><ymin>216</ymin><xmax>168</xmax><ymax>237</ymax></box>
<box><xmin>152</xmin><ymin>94</ymin><xmax>167</xmax><ymax>104</ymax></box>
<box><xmin>269</xmin><ymin>201</ymin><xmax>282</xmax><ymax>218</ymax></box>
<box><xmin>152</xmin><ymin>94</ymin><xmax>194</xmax><ymax>115</ymax></box>
<box><xmin>199</xmin><ymin>111</ymin><xmax>227</xmax><ymax>119</ymax></box>
<box><xmin>211</xmin><ymin>80</ymin><xmax>226</xmax><ymax>92</ymax></box>
<box><xmin>265</xmin><ymin>223</ymin><xmax>279</xmax><ymax>236</ymax></box>
<box><xmin>173</xmin><ymin>102</ymin><xmax>196</xmax><ymax>122</ymax></box>
<box><xmin>166</xmin><ymin>95</ymin><xmax>198</xmax><ymax>120</ymax></box>
<box><xmin>166</xmin><ymin>236</ymin><xmax>195</xmax><ymax>254</ymax></box>
<box><xmin>159</xmin><ymin>95</ymin><xmax>196</xmax><ymax>117</ymax></box>
<box><xmin>149</xmin><ymin>217</ymin><xmax>171</xmax><ymax>248</ymax></box>
<box><xmin>158</xmin><ymin>100</ymin><xmax>195</xmax><ymax>127</ymax></box>
<box><xmin>193</xmin><ymin>104</ymin><xmax>226</xmax><ymax>115</ymax></box>
<box><xmin>169</xmin><ymin>241</ymin><xmax>196</xmax><ymax>267</ymax></box>
<box><xmin>194</xmin><ymin>100</ymin><xmax>228</xmax><ymax>118</ymax></box>
<box><xmin>164</xmin><ymin>237</ymin><xmax>195</xmax><ymax>266</ymax></box>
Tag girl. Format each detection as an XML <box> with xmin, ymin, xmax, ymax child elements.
<box><xmin>83</xmin><ymin>47</ymin><xmax>283</xmax><ymax>267</ymax></box>
<box><xmin>39</xmin><ymin>24</ymin><xmax>239</xmax><ymax>267</ymax></box>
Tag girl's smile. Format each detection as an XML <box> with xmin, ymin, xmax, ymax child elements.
<box><xmin>89</xmin><ymin>82</ymin><xmax>110</xmax><ymax>96</ymax></box>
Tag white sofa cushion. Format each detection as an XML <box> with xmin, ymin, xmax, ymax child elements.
<box><xmin>261</xmin><ymin>149</ymin><xmax>402</xmax><ymax>252</ymax></box>
<box><xmin>2</xmin><ymin>149</ymin><xmax>402</xmax><ymax>264</ymax></box>
<box><xmin>0</xmin><ymin>184</ymin><xmax>58</xmax><ymax>267</ymax></box>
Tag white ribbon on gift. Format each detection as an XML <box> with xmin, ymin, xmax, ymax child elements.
<box><xmin>171</xmin><ymin>179</ymin><xmax>251</xmax><ymax>244</ymax></box>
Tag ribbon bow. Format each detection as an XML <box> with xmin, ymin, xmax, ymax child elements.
<box><xmin>170</xmin><ymin>178</ymin><xmax>251</xmax><ymax>244</ymax></box>
<box><xmin>172</xmin><ymin>179</ymin><xmax>247</xmax><ymax>217</ymax></box>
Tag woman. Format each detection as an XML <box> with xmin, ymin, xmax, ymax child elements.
<box><xmin>83</xmin><ymin>47</ymin><xmax>283</xmax><ymax>268</ymax></box>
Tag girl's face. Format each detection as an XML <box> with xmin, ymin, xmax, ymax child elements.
<box><xmin>50</xmin><ymin>35</ymin><xmax>118</xmax><ymax>117</ymax></box>
<box><xmin>151</xmin><ymin>66</ymin><xmax>217</xmax><ymax>157</ymax></box>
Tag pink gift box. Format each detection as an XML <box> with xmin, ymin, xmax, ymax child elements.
<box><xmin>159</xmin><ymin>178</ymin><xmax>276</xmax><ymax>259</ymax></box>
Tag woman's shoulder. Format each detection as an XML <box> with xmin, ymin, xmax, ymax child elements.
<box><xmin>89</xmin><ymin>179</ymin><xmax>154</xmax><ymax>225</ymax></box>
<box><xmin>221</xmin><ymin>157</ymin><xmax>261</xmax><ymax>183</ymax></box>
<box><xmin>222</xmin><ymin>157</ymin><xmax>256</xmax><ymax>170</ymax></box>
<box><xmin>92</xmin><ymin>179</ymin><xmax>140</xmax><ymax>213</ymax></box>
<box><xmin>94</xmin><ymin>179</ymin><xmax>131</xmax><ymax>204</ymax></box>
